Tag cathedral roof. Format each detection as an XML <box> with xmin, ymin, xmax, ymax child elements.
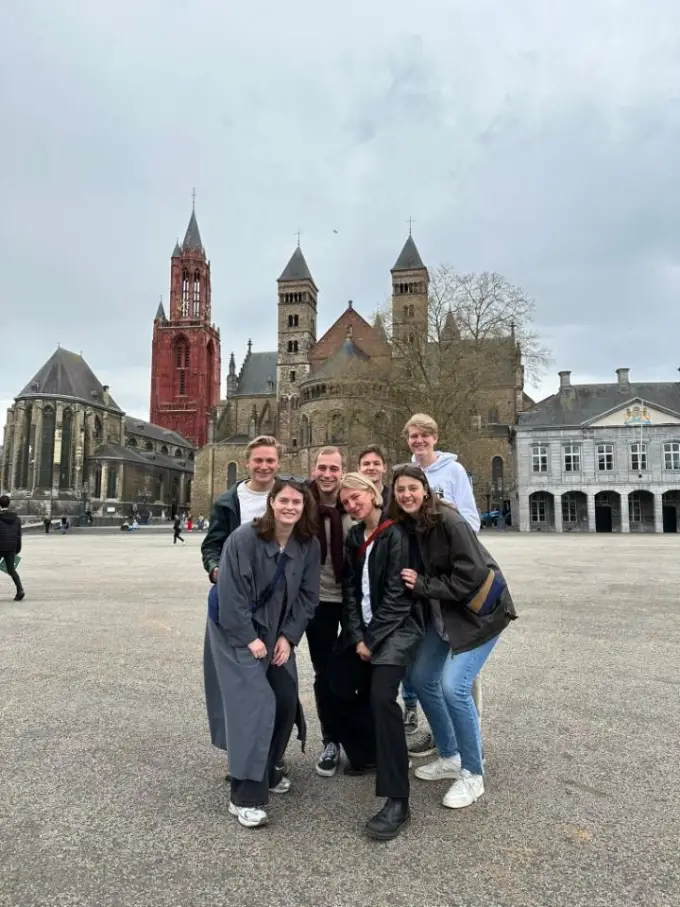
<box><xmin>182</xmin><ymin>210</ymin><xmax>204</xmax><ymax>253</ymax></box>
<box><xmin>17</xmin><ymin>348</ymin><xmax>123</xmax><ymax>411</ymax></box>
<box><xmin>125</xmin><ymin>416</ymin><xmax>193</xmax><ymax>448</ymax></box>
<box><xmin>235</xmin><ymin>351</ymin><xmax>278</xmax><ymax>396</ymax></box>
<box><xmin>278</xmin><ymin>246</ymin><xmax>316</xmax><ymax>286</ymax></box>
<box><xmin>309</xmin><ymin>337</ymin><xmax>370</xmax><ymax>380</ymax></box>
<box><xmin>392</xmin><ymin>235</ymin><xmax>426</xmax><ymax>272</ymax></box>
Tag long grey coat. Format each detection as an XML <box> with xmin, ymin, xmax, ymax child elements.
<box><xmin>206</xmin><ymin>523</ymin><xmax>320</xmax><ymax>782</ymax></box>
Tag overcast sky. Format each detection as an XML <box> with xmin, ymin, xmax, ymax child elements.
<box><xmin>2</xmin><ymin>0</ymin><xmax>680</xmax><ymax>433</ymax></box>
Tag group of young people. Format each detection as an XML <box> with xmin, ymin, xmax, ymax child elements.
<box><xmin>200</xmin><ymin>414</ymin><xmax>517</xmax><ymax>840</ymax></box>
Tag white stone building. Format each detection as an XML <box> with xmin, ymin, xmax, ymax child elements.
<box><xmin>515</xmin><ymin>368</ymin><xmax>680</xmax><ymax>533</ymax></box>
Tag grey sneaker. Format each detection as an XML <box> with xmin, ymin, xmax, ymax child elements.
<box><xmin>316</xmin><ymin>742</ymin><xmax>340</xmax><ymax>777</ymax></box>
<box><xmin>403</xmin><ymin>705</ymin><xmax>418</xmax><ymax>733</ymax></box>
<box><xmin>407</xmin><ymin>730</ymin><xmax>437</xmax><ymax>758</ymax></box>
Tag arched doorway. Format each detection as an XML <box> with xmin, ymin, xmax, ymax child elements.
<box><xmin>529</xmin><ymin>492</ymin><xmax>554</xmax><ymax>530</ymax></box>
<box><xmin>595</xmin><ymin>491</ymin><xmax>621</xmax><ymax>532</ymax></box>
<box><xmin>628</xmin><ymin>490</ymin><xmax>655</xmax><ymax>532</ymax></box>
<box><xmin>561</xmin><ymin>491</ymin><xmax>588</xmax><ymax>530</ymax></box>
<box><xmin>662</xmin><ymin>491</ymin><xmax>680</xmax><ymax>533</ymax></box>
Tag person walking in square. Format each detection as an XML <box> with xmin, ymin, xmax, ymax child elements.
<box><xmin>0</xmin><ymin>495</ymin><xmax>25</xmax><ymax>601</ymax></box>
<box><xmin>207</xmin><ymin>476</ymin><xmax>320</xmax><ymax>829</ymax></box>
<box><xmin>390</xmin><ymin>464</ymin><xmax>517</xmax><ymax>809</ymax></box>
<box><xmin>329</xmin><ymin>473</ymin><xmax>425</xmax><ymax>840</ymax></box>
<box><xmin>172</xmin><ymin>514</ymin><xmax>185</xmax><ymax>544</ymax></box>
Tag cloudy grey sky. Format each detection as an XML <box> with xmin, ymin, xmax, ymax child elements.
<box><xmin>2</xmin><ymin>0</ymin><xmax>680</xmax><ymax>431</ymax></box>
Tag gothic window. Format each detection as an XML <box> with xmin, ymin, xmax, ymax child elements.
<box><xmin>174</xmin><ymin>448</ymin><xmax>183</xmax><ymax>458</ymax></box>
<box><xmin>227</xmin><ymin>461</ymin><xmax>237</xmax><ymax>488</ymax></box>
<box><xmin>300</xmin><ymin>415</ymin><xmax>310</xmax><ymax>447</ymax></box>
<box><xmin>106</xmin><ymin>466</ymin><xmax>117</xmax><ymax>499</ymax></box>
<box><xmin>16</xmin><ymin>405</ymin><xmax>32</xmax><ymax>488</ymax></box>
<box><xmin>93</xmin><ymin>464</ymin><xmax>102</xmax><ymax>498</ymax></box>
<box><xmin>127</xmin><ymin>437</ymin><xmax>137</xmax><ymax>448</ymax></box>
<box><xmin>181</xmin><ymin>270</ymin><xmax>189</xmax><ymax>317</ymax></box>
<box><xmin>161</xmin><ymin>445</ymin><xmax>169</xmax><ymax>455</ymax></box>
<box><xmin>145</xmin><ymin>440</ymin><xmax>153</xmax><ymax>451</ymax></box>
<box><xmin>59</xmin><ymin>408</ymin><xmax>73</xmax><ymax>490</ymax></box>
<box><xmin>38</xmin><ymin>405</ymin><xmax>55</xmax><ymax>488</ymax></box>
<box><xmin>491</xmin><ymin>456</ymin><xmax>504</xmax><ymax>486</ymax></box>
<box><xmin>175</xmin><ymin>339</ymin><xmax>189</xmax><ymax>396</ymax></box>
<box><xmin>193</xmin><ymin>271</ymin><xmax>200</xmax><ymax>317</ymax></box>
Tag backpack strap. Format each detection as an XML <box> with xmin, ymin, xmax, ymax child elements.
<box><xmin>358</xmin><ymin>519</ymin><xmax>395</xmax><ymax>559</ymax></box>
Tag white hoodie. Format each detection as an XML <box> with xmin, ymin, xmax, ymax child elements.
<box><xmin>412</xmin><ymin>450</ymin><xmax>481</xmax><ymax>532</ymax></box>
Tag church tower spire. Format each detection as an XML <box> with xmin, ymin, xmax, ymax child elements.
<box><xmin>391</xmin><ymin>232</ymin><xmax>429</xmax><ymax>347</ymax></box>
<box><xmin>150</xmin><ymin>197</ymin><xmax>221</xmax><ymax>448</ymax></box>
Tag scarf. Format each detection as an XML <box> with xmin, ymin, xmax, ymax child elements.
<box><xmin>309</xmin><ymin>481</ymin><xmax>345</xmax><ymax>584</ymax></box>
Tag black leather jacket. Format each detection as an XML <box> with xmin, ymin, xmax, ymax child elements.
<box><xmin>339</xmin><ymin>520</ymin><xmax>425</xmax><ymax>666</ymax></box>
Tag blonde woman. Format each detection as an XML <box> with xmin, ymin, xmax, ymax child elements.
<box><xmin>329</xmin><ymin>473</ymin><xmax>425</xmax><ymax>841</ymax></box>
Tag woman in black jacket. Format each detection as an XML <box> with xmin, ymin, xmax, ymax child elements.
<box><xmin>389</xmin><ymin>465</ymin><xmax>517</xmax><ymax>810</ymax></box>
<box><xmin>329</xmin><ymin>472</ymin><xmax>424</xmax><ymax>841</ymax></box>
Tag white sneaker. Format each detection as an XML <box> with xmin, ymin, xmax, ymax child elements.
<box><xmin>269</xmin><ymin>775</ymin><xmax>291</xmax><ymax>795</ymax></box>
<box><xmin>442</xmin><ymin>769</ymin><xmax>484</xmax><ymax>809</ymax></box>
<box><xmin>414</xmin><ymin>754</ymin><xmax>462</xmax><ymax>782</ymax></box>
<box><xmin>228</xmin><ymin>801</ymin><xmax>268</xmax><ymax>828</ymax></box>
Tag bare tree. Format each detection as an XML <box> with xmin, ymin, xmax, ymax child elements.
<box><xmin>429</xmin><ymin>265</ymin><xmax>551</xmax><ymax>384</ymax></box>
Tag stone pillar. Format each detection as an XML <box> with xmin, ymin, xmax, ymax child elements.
<box><xmin>654</xmin><ymin>492</ymin><xmax>664</xmax><ymax>533</ymax></box>
<box><xmin>10</xmin><ymin>404</ymin><xmax>25</xmax><ymax>490</ymax></box>
<box><xmin>518</xmin><ymin>493</ymin><xmax>530</xmax><ymax>533</ymax></box>
<box><xmin>118</xmin><ymin>463</ymin><xmax>125</xmax><ymax>502</ymax></box>
<box><xmin>73</xmin><ymin>408</ymin><xmax>85</xmax><ymax>494</ymax></box>
<box><xmin>620</xmin><ymin>493</ymin><xmax>630</xmax><ymax>533</ymax></box>
<box><xmin>30</xmin><ymin>405</ymin><xmax>43</xmax><ymax>493</ymax></box>
<box><xmin>554</xmin><ymin>493</ymin><xmax>563</xmax><ymax>533</ymax></box>
<box><xmin>587</xmin><ymin>493</ymin><xmax>597</xmax><ymax>532</ymax></box>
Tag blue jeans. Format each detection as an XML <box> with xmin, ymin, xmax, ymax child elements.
<box><xmin>411</xmin><ymin>626</ymin><xmax>499</xmax><ymax>775</ymax></box>
<box><xmin>401</xmin><ymin>669</ymin><xmax>418</xmax><ymax>709</ymax></box>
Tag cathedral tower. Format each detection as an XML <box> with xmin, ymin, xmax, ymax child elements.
<box><xmin>150</xmin><ymin>202</ymin><xmax>221</xmax><ymax>448</ymax></box>
<box><xmin>276</xmin><ymin>244</ymin><xmax>318</xmax><ymax>446</ymax></box>
<box><xmin>391</xmin><ymin>233</ymin><xmax>429</xmax><ymax>347</ymax></box>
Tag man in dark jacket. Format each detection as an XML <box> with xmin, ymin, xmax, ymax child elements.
<box><xmin>200</xmin><ymin>436</ymin><xmax>280</xmax><ymax>757</ymax></box>
<box><xmin>0</xmin><ymin>495</ymin><xmax>25</xmax><ymax>601</ymax></box>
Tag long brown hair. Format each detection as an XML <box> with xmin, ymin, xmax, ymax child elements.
<box><xmin>256</xmin><ymin>477</ymin><xmax>318</xmax><ymax>542</ymax></box>
<box><xmin>387</xmin><ymin>464</ymin><xmax>445</xmax><ymax>529</ymax></box>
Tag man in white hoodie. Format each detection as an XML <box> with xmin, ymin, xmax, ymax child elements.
<box><xmin>402</xmin><ymin>413</ymin><xmax>482</xmax><ymax>756</ymax></box>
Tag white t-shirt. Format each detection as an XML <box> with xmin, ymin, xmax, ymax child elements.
<box><xmin>237</xmin><ymin>482</ymin><xmax>269</xmax><ymax>524</ymax></box>
<box><xmin>361</xmin><ymin>540</ymin><xmax>374</xmax><ymax>626</ymax></box>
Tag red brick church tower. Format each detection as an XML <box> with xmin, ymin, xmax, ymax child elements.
<box><xmin>150</xmin><ymin>201</ymin><xmax>221</xmax><ymax>448</ymax></box>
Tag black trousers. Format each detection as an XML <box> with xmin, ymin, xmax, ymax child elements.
<box><xmin>230</xmin><ymin>663</ymin><xmax>298</xmax><ymax>808</ymax></box>
<box><xmin>173</xmin><ymin>530</ymin><xmax>184</xmax><ymax>544</ymax></box>
<box><xmin>305</xmin><ymin>600</ymin><xmax>343</xmax><ymax>745</ymax></box>
<box><xmin>329</xmin><ymin>649</ymin><xmax>409</xmax><ymax>800</ymax></box>
<box><xmin>1</xmin><ymin>554</ymin><xmax>22</xmax><ymax>593</ymax></box>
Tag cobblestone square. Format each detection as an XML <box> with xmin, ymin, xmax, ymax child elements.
<box><xmin>1</xmin><ymin>530</ymin><xmax>678</xmax><ymax>907</ymax></box>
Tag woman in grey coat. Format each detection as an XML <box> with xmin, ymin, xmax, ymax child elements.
<box><xmin>207</xmin><ymin>476</ymin><xmax>320</xmax><ymax>829</ymax></box>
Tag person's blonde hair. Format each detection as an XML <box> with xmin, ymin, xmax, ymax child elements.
<box><xmin>245</xmin><ymin>435</ymin><xmax>282</xmax><ymax>458</ymax></box>
<box><xmin>403</xmin><ymin>413</ymin><xmax>438</xmax><ymax>438</ymax></box>
<box><xmin>340</xmin><ymin>472</ymin><xmax>383</xmax><ymax>508</ymax></box>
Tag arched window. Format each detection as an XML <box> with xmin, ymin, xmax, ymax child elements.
<box><xmin>329</xmin><ymin>412</ymin><xmax>345</xmax><ymax>444</ymax></box>
<box><xmin>16</xmin><ymin>405</ymin><xmax>32</xmax><ymax>488</ymax></box>
<box><xmin>300</xmin><ymin>415</ymin><xmax>310</xmax><ymax>447</ymax></box>
<box><xmin>59</xmin><ymin>408</ymin><xmax>73</xmax><ymax>489</ymax></box>
<box><xmin>227</xmin><ymin>461</ymin><xmax>237</xmax><ymax>488</ymax></box>
<box><xmin>145</xmin><ymin>440</ymin><xmax>153</xmax><ymax>451</ymax></box>
<box><xmin>492</xmin><ymin>456</ymin><xmax>504</xmax><ymax>485</ymax></box>
<box><xmin>161</xmin><ymin>445</ymin><xmax>169</xmax><ymax>455</ymax></box>
<box><xmin>193</xmin><ymin>270</ymin><xmax>200</xmax><ymax>317</ymax></box>
<box><xmin>175</xmin><ymin>339</ymin><xmax>189</xmax><ymax>396</ymax></box>
<box><xmin>127</xmin><ymin>437</ymin><xmax>137</xmax><ymax>448</ymax></box>
<box><xmin>107</xmin><ymin>466</ymin><xmax>117</xmax><ymax>499</ymax></box>
<box><xmin>39</xmin><ymin>406</ymin><xmax>56</xmax><ymax>488</ymax></box>
<box><xmin>174</xmin><ymin>448</ymin><xmax>183</xmax><ymax>458</ymax></box>
<box><xmin>93</xmin><ymin>464</ymin><xmax>102</xmax><ymax>498</ymax></box>
<box><xmin>181</xmin><ymin>270</ymin><xmax>189</xmax><ymax>317</ymax></box>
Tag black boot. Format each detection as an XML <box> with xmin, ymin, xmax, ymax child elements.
<box><xmin>14</xmin><ymin>590</ymin><xmax>25</xmax><ymax>602</ymax></box>
<box><xmin>364</xmin><ymin>797</ymin><xmax>410</xmax><ymax>841</ymax></box>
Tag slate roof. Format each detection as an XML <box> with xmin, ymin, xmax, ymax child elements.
<box><xmin>18</xmin><ymin>348</ymin><xmax>123</xmax><ymax>411</ymax></box>
<box><xmin>172</xmin><ymin>241</ymin><xmax>182</xmax><ymax>257</ymax></box>
<box><xmin>155</xmin><ymin>301</ymin><xmax>167</xmax><ymax>321</ymax></box>
<box><xmin>92</xmin><ymin>442</ymin><xmax>193</xmax><ymax>473</ymax></box>
<box><xmin>218</xmin><ymin>434</ymin><xmax>250</xmax><ymax>446</ymax></box>
<box><xmin>518</xmin><ymin>381</ymin><xmax>680</xmax><ymax>429</ymax></box>
<box><xmin>125</xmin><ymin>416</ymin><xmax>193</xmax><ymax>449</ymax></box>
<box><xmin>235</xmin><ymin>351</ymin><xmax>278</xmax><ymax>396</ymax></box>
<box><xmin>308</xmin><ymin>337</ymin><xmax>370</xmax><ymax>380</ymax></box>
<box><xmin>278</xmin><ymin>246</ymin><xmax>316</xmax><ymax>286</ymax></box>
<box><xmin>392</xmin><ymin>235</ymin><xmax>426</xmax><ymax>271</ymax></box>
<box><xmin>182</xmin><ymin>210</ymin><xmax>203</xmax><ymax>253</ymax></box>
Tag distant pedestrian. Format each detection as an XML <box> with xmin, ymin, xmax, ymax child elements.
<box><xmin>0</xmin><ymin>494</ymin><xmax>25</xmax><ymax>601</ymax></box>
<box><xmin>43</xmin><ymin>516</ymin><xmax>51</xmax><ymax>533</ymax></box>
<box><xmin>173</xmin><ymin>515</ymin><xmax>185</xmax><ymax>544</ymax></box>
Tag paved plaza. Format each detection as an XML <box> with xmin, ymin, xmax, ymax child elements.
<box><xmin>1</xmin><ymin>529</ymin><xmax>678</xmax><ymax>907</ymax></box>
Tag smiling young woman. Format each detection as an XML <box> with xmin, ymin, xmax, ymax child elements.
<box><xmin>328</xmin><ymin>473</ymin><xmax>425</xmax><ymax>841</ymax></box>
<box><xmin>205</xmin><ymin>477</ymin><xmax>321</xmax><ymax>829</ymax></box>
